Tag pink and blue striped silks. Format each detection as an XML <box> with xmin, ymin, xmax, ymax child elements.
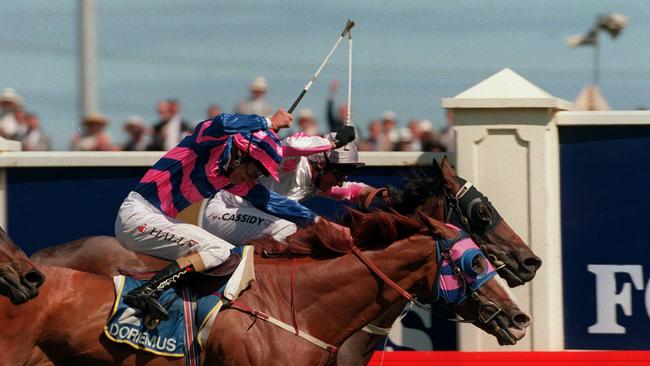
<box><xmin>135</xmin><ymin>114</ymin><xmax>282</xmax><ymax>218</ymax></box>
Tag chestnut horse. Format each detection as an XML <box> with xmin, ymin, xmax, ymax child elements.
<box><xmin>337</xmin><ymin>157</ymin><xmax>542</xmax><ymax>365</ymax></box>
<box><xmin>30</xmin><ymin>157</ymin><xmax>540</xmax><ymax>365</ymax></box>
<box><xmin>0</xmin><ymin>226</ymin><xmax>44</xmax><ymax>304</ymax></box>
<box><xmin>2</xmin><ymin>212</ymin><xmax>530</xmax><ymax>365</ymax></box>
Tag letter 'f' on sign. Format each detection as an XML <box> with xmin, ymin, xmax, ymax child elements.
<box><xmin>587</xmin><ymin>265</ymin><xmax>644</xmax><ymax>334</ymax></box>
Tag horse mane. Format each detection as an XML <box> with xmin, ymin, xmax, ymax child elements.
<box><xmin>250</xmin><ymin>210</ymin><xmax>423</xmax><ymax>259</ymax></box>
<box><xmin>385</xmin><ymin>170</ymin><xmax>445</xmax><ymax>214</ymax></box>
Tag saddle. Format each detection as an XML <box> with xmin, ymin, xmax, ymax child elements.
<box><xmin>120</xmin><ymin>252</ymin><xmax>242</xmax><ymax>282</ymax></box>
<box><xmin>105</xmin><ymin>246</ymin><xmax>255</xmax><ymax>359</ymax></box>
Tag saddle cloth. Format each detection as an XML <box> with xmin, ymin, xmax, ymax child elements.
<box><xmin>103</xmin><ymin>245</ymin><xmax>255</xmax><ymax>357</ymax></box>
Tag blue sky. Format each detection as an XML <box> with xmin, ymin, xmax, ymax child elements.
<box><xmin>2</xmin><ymin>1</ymin><xmax>649</xmax><ymax>149</ymax></box>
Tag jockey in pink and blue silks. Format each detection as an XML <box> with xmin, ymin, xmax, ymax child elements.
<box><xmin>202</xmin><ymin>125</ymin><xmax>377</xmax><ymax>245</ymax></box>
<box><xmin>115</xmin><ymin>109</ymin><xmax>319</xmax><ymax>320</ymax></box>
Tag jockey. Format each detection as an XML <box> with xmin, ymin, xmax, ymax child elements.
<box><xmin>115</xmin><ymin>109</ymin><xmax>314</xmax><ymax>320</ymax></box>
<box><xmin>202</xmin><ymin>125</ymin><xmax>376</xmax><ymax>244</ymax></box>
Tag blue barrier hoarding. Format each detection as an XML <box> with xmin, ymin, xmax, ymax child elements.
<box><xmin>560</xmin><ymin>125</ymin><xmax>650</xmax><ymax>349</ymax></box>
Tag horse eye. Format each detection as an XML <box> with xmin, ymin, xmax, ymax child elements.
<box><xmin>471</xmin><ymin>254</ymin><xmax>487</xmax><ymax>275</ymax></box>
<box><xmin>475</xmin><ymin>204</ymin><xmax>492</xmax><ymax>223</ymax></box>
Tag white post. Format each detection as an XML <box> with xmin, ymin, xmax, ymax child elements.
<box><xmin>79</xmin><ymin>0</ymin><xmax>99</xmax><ymax>117</ymax></box>
<box><xmin>442</xmin><ymin>68</ymin><xmax>572</xmax><ymax>350</ymax></box>
<box><xmin>0</xmin><ymin>137</ymin><xmax>22</xmax><ymax>230</ymax></box>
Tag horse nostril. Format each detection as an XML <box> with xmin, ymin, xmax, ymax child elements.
<box><xmin>512</xmin><ymin>312</ymin><xmax>531</xmax><ymax>329</ymax></box>
<box><xmin>23</xmin><ymin>269</ymin><xmax>45</xmax><ymax>287</ymax></box>
<box><xmin>523</xmin><ymin>256</ymin><xmax>542</xmax><ymax>270</ymax></box>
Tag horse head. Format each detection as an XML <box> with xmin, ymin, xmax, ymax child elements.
<box><xmin>420</xmin><ymin>156</ymin><xmax>542</xmax><ymax>287</ymax></box>
<box><xmin>0</xmin><ymin>227</ymin><xmax>44</xmax><ymax>304</ymax></box>
<box><xmin>416</xmin><ymin>211</ymin><xmax>531</xmax><ymax>345</ymax></box>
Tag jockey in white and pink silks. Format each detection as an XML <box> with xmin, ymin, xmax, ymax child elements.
<box><xmin>202</xmin><ymin>125</ymin><xmax>376</xmax><ymax>245</ymax></box>
<box><xmin>114</xmin><ymin>109</ymin><xmax>322</xmax><ymax>321</ymax></box>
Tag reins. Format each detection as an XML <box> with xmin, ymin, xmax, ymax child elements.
<box><xmin>345</xmin><ymin>241</ymin><xmax>431</xmax><ymax>312</ymax></box>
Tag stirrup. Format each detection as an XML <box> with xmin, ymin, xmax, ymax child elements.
<box><xmin>145</xmin><ymin>297</ymin><xmax>170</xmax><ymax>321</ymax></box>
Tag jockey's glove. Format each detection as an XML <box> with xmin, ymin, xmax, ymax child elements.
<box><xmin>330</xmin><ymin>125</ymin><xmax>356</xmax><ymax>148</ymax></box>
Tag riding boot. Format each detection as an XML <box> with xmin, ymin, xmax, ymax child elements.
<box><xmin>123</xmin><ymin>261</ymin><xmax>194</xmax><ymax>321</ymax></box>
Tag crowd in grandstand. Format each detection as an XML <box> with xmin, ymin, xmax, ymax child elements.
<box><xmin>0</xmin><ymin>77</ymin><xmax>455</xmax><ymax>153</ymax></box>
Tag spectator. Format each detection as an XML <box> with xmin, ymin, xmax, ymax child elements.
<box><xmin>296</xmin><ymin>108</ymin><xmax>320</xmax><ymax>136</ymax></box>
<box><xmin>21</xmin><ymin>112</ymin><xmax>51</xmax><ymax>151</ymax></box>
<box><xmin>381</xmin><ymin>111</ymin><xmax>399</xmax><ymax>147</ymax></box>
<box><xmin>359</xmin><ymin>119</ymin><xmax>383</xmax><ymax>151</ymax></box>
<box><xmin>396</xmin><ymin>127</ymin><xmax>414</xmax><ymax>151</ymax></box>
<box><xmin>419</xmin><ymin>119</ymin><xmax>446</xmax><ymax>152</ymax></box>
<box><xmin>326</xmin><ymin>80</ymin><xmax>349</xmax><ymax>132</ymax></box>
<box><xmin>439</xmin><ymin>109</ymin><xmax>456</xmax><ymax>153</ymax></box>
<box><xmin>0</xmin><ymin>88</ymin><xmax>23</xmax><ymax>139</ymax></box>
<box><xmin>407</xmin><ymin>119</ymin><xmax>423</xmax><ymax>151</ymax></box>
<box><xmin>206</xmin><ymin>104</ymin><xmax>221</xmax><ymax>119</ymax></box>
<box><xmin>148</xmin><ymin>99</ymin><xmax>192</xmax><ymax>151</ymax></box>
<box><xmin>235</xmin><ymin>76</ymin><xmax>274</xmax><ymax>116</ymax></box>
<box><xmin>71</xmin><ymin>112</ymin><xmax>117</xmax><ymax>151</ymax></box>
<box><xmin>13</xmin><ymin>106</ymin><xmax>29</xmax><ymax>140</ymax></box>
<box><xmin>122</xmin><ymin>116</ymin><xmax>151</xmax><ymax>151</ymax></box>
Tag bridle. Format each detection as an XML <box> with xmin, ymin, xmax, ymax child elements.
<box><xmin>359</xmin><ymin>182</ymin><xmax>508</xmax><ymax>333</ymax></box>
<box><xmin>443</xmin><ymin>177</ymin><xmax>506</xmax><ymax>271</ymax></box>
<box><xmin>430</xmin><ymin>231</ymin><xmax>503</xmax><ymax>325</ymax></box>
<box><xmin>362</xmin><ymin>180</ymin><xmax>506</xmax><ymax>271</ymax></box>
<box><xmin>347</xmin><ymin>222</ymin><xmax>503</xmax><ymax>327</ymax></box>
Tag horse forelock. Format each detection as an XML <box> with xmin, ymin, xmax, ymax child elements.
<box><xmin>251</xmin><ymin>210</ymin><xmax>424</xmax><ymax>259</ymax></box>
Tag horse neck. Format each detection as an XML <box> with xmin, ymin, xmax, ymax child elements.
<box><xmin>254</xmin><ymin>234</ymin><xmax>436</xmax><ymax>346</ymax></box>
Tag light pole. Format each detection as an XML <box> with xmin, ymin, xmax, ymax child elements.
<box><xmin>566</xmin><ymin>13</ymin><xmax>628</xmax><ymax>86</ymax></box>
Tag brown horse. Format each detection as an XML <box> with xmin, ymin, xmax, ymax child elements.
<box><xmin>30</xmin><ymin>157</ymin><xmax>540</xmax><ymax>365</ymax></box>
<box><xmin>0</xmin><ymin>226</ymin><xmax>44</xmax><ymax>304</ymax></box>
<box><xmin>2</xmin><ymin>212</ymin><xmax>530</xmax><ymax>365</ymax></box>
<box><xmin>336</xmin><ymin>157</ymin><xmax>542</xmax><ymax>365</ymax></box>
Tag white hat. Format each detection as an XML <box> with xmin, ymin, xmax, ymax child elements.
<box><xmin>297</xmin><ymin>108</ymin><xmax>315</xmax><ymax>120</ymax></box>
<box><xmin>250</xmin><ymin>76</ymin><xmax>268</xmax><ymax>92</ymax></box>
<box><xmin>0</xmin><ymin>88</ymin><xmax>22</xmax><ymax>106</ymax></box>
<box><xmin>418</xmin><ymin>119</ymin><xmax>434</xmax><ymax>133</ymax></box>
<box><xmin>382</xmin><ymin>110</ymin><xmax>397</xmax><ymax>121</ymax></box>
<box><xmin>124</xmin><ymin>116</ymin><xmax>145</xmax><ymax>129</ymax></box>
<box><xmin>398</xmin><ymin>127</ymin><xmax>413</xmax><ymax>142</ymax></box>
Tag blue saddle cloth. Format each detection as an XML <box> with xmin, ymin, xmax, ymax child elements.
<box><xmin>103</xmin><ymin>246</ymin><xmax>253</xmax><ymax>358</ymax></box>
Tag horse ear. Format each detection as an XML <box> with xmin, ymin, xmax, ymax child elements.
<box><xmin>440</xmin><ymin>156</ymin><xmax>457</xmax><ymax>191</ymax></box>
<box><xmin>431</xmin><ymin>158</ymin><xmax>444</xmax><ymax>180</ymax></box>
<box><xmin>416</xmin><ymin>210</ymin><xmax>447</xmax><ymax>236</ymax></box>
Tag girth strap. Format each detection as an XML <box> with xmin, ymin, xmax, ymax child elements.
<box><xmin>217</xmin><ymin>294</ymin><xmax>338</xmax><ymax>353</ymax></box>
